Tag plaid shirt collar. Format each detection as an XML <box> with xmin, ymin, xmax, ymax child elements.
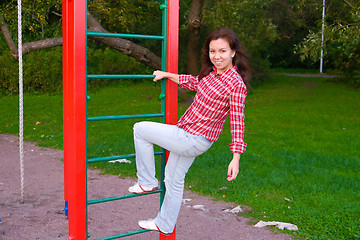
<box><xmin>210</xmin><ymin>66</ymin><xmax>237</xmax><ymax>80</ymax></box>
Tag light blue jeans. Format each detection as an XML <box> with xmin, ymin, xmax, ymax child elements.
<box><xmin>133</xmin><ymin>121</ymin><xmax>213</xmax><ymax>233</ymax></box>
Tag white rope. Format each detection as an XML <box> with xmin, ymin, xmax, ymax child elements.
<box><xmin>17</xmin><ymin>0</ymin><xmax>25</xmax><ymax>204</ymax></box>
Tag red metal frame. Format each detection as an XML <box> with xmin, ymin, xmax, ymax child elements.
<box><xmin>63</xmin><ymin>0</ymin><xmax>179</xmax><ymax>239</ymax></box>
<box><xmin>63</xmin><ymin>0</ymin><xmax>68</xmax><ymax>210</ymax></box>
<box><xmin>63</xmin><ymin>0</ymin><xmax>87</xmax><ymax>239</ymax></box>
<box><xmin>165</xmin><ymin>0</ymin><xmax>179</xmax><ymax>126</ymax></box>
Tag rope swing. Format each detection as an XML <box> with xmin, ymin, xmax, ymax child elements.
<box><xmin>17</xmin><ymin>0</ymin><xmax>25</xmax><ymax>204</ymax></box>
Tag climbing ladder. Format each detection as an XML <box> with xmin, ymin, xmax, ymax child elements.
<box><xmin>62</xmin><ymin>0</ymin><xmax>179</xmax><ymax>239</ymax></box>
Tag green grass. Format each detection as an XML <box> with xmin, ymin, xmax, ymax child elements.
<box><xmin>1</xmin><ymin>75</ymin><xmax>359</xmax><ymax>239</ymax></box>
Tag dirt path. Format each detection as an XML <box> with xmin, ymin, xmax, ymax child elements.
<box><xmin>0</xmin><ymin>134</ymin><xmax>292</xmax><ymax>240</ymax></box>
<box><xmin>281</xmin><ymin>73</ymin><xmax>338</xmax><ymax>78</ymax></box>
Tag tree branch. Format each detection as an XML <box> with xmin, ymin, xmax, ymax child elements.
<box><xmin>23</xmin><ymin>38</ymin><xmax>62</xmax><ymax>56</ymax></box>
<box><xmin>343</xmin><ymin>0</ymin><xmax>360</xmax><ymax>13</ymax></box>
<box><xmin>86</xmin><ymin>11</ymin><xmax>161</xmax><ymax>69</ymax></box>
<box><xmin>0</xmin><ymin>11</ymin><xmax>161</xmax><ymax>70</ymax></box>
<box><xmin>0</xmin><ymin>10</ymin><xmax>192</xmax><ymax>101</ymax></box>
<box><xmin>0</xmin><ymin>12</ymin><xmax>18</xmax><ymax>57</ymax></box>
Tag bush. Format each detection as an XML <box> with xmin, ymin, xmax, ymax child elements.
<box><xmin>0</xmin><ymin>45</ymin><xmax>153</xmax><ymax>95</ymax></box>
<box><xmin>0</xmin><ymin>49</ymin><xmax>19</xmax><ymax>95</ymax></box>
<box><xmin>331</xmin><ymin>71</ymin><xmax>360</xmax><ymax>89</ymax></box>
<box><xmin>24</xmin><ymin>48</ymin><xmax>63</xmax><ymax>94</ymax></box>
<box><xmin>0</xmin><ymin>46</ymin><xmax>63</xmax><ymax>95</ymax></box>
<box><xmin>86</xmin><ymin>46</ymin><xmax>153</xmax><ymax>89</ymax></box>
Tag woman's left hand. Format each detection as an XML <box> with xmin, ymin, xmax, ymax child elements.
<box><xmin>152</xmin><ymin>70</ymin><xmax>180</xmax><ymax>84</ymax></box>
<box><xmin>227</xmin><ymin>154</ymin><xmax>240</xmax><ymax>181</ymax></box>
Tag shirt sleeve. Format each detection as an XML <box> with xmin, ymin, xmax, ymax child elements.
<box><xmin>229</xmin><ymin>81</ymin><xmax>247</xmax><ymax>154</ymax></box>
<box><xmin>179</xmin><ymin>74</ymin><xmax>200</xmax><ymax>91</ymax></box>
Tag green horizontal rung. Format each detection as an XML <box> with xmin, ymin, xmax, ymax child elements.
<box><xmin>87</xmin><ymin>189</ymin><xmax>163</xmax><ymax>205</ymax></box>
<box><xmin>92</xmin><ymin>229</ymin><xmax>150</xmax><ymax>240</ymax></box>
<box><xmin>87</xmin><ymin>32</ymin><xmax>164</xmax><ymax>40</ymax></box>
<box><xmin>87</xmin><ymin>154</ymin><xmax>135</xmax><ymax>163</ymax></box>
<box><xmin>87</xmin><ymin>151</ymin><xmax>163</xmax><ymax>163</ymax></box>
<box><xmin>87</xmin><ymin>74</ymin><xmax>155</xmax><ymax>80</ymax></box>
<box><xmin>87</xmin><ymin>113</ymin><xmax>164</xmax><ymax>122</ymax></box>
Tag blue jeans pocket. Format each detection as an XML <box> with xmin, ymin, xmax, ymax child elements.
<box><xmin>182</xmin><ymin>134</ymin><xmax>213</xmax><ymax>157</ymax></box>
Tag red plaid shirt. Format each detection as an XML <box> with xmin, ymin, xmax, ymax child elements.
<box><xmin>177</xmin><ymin>66</ymin><xmax>247</xmax><ymax>154</ymax></box>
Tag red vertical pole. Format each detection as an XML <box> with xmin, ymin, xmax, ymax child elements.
<box><xmin>165</xmin><ymin>0</ymin><xmax>179</xmax><ymax>125</ymax></box>
<box><xmin>63</xmin><ymin>0</ymin><xmax>69</xmax><ymax>214</ymax></box>
<box><xmin>63</xmin><ymin>0</ymin><xmax>87</xmax><ymax>239</ymax></box>
<box><xmin>161</xmin><ymin>0</ymin><xmax>179</xmax><ymax>239</ymax></box>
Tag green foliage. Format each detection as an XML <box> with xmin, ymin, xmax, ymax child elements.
<box><xmin>2</xmin><ymin>0</ymin><xmax>359</xmax><ymax>93</ymax></box>
<box><xmin>1</xmin><ymin>0</ymin><xmax>63</xmax><ymax>95</ymax></box>
<box><xmin>88</xmin><ymin>0</ymin><xmax>161</xmax><ymax>35</ymax></box>
<box><xmin>0</xmin><ymin>44</ymin><xmax>153</xmax><ymax>94</ymax></box>
<box><xmin>295</xmin><ymin>0</ymin><xmax>360</xmax><ymax>85</ymax></box>
<box><xmin>87</xmin><ymin>0</ymin><xmax>163</xmax><ymax>55</ymax></box>
<box><xmin>86</xmin><ymin>46</ymin><xmax>153</xmax><ymax>89</ymax></box>
<box><xmin>0</xmin><ymin>46</ymin><xmax>18</xmax><ymax>95</ymax></box>
<box><xmin>201</xmin><ymin>0</ymin><xmax>277</xmax><ymax>85</ymax></box>
<box><xmin>264</xmin><ymin>0</ymin><xmax>322</xmax><ymax>68</ymax></box>
<box><xmin>202</xmin><ymin>0</ymin><xmax>277</xmax><ymax>59</ymax></box>
<box><xmin>1</xmin><ymin>0</ymin><xmax>62</xmax><ymax>40</ymax></box>
<box><xmin>24</xmin><ymin>48</ymin><xmax>63</xmax><ymax>93</ymax></box>
<box><xmin>0</xmin><ymin>45</ymin><xmax>63</xmax><ymax>95</ymax></box>
<box><xmin>0</xmin><ymin>0</ymin><xmax>162</xmax><ymax>95</ymax></box>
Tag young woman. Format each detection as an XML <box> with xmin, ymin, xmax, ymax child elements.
<box><xmin>128</xmin><ymin>28</ymin><xmax>251</xmax><ymax>235</ymax></box>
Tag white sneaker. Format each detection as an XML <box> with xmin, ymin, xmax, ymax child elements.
<box><xmin>128</xmin><ymin>183</ymin><xmax>158</xmax><ymax>194</ymax></box>
<box><xmin>138</xmin><ymin>219</ymin><xmax>171</xmax><ymax>235</ymax></box>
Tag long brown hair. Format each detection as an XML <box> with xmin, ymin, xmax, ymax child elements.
<box><xmin>198</xmin><ymin>28</ymin><xmax>251</xmax><ymax>85</ymax></box>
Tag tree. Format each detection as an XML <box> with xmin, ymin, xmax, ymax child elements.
<box><xmin>187</xmin><ymin>0</ymin><xmax>204</xmax><ymax>75</ymax></box>
<box><xmin>201</xmin><ymin>0</ymin><xmax>277</xmax><ymax>81</ymax></box>
<box><xmin>0</xmin><ymin>4</ymin><xmax>161</xmax><ymax>70</ymax></box>
<box><xmin>295</xmin><ymin>0</ymin><xmax>360</xmax><ymax>81</ymax></box>
<box><xmin>1</xmin><ymin>0</ymin><xmax>197</xmax><ymax>100</ymax></box>
<box><xmin>264</xmin><ymin>0</ymin><xmax>323</xmax><ymax>68</ymax></box>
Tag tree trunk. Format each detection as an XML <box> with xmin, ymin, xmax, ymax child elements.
<box><xmin>187</xmin><ymin>0</ymin><xmax>204</xmax><ymax>75</ymax></box>
<box><xmin>0</xmin><ymin>13</ymin><xmax>19</xmax><ymax>58</ymax></box>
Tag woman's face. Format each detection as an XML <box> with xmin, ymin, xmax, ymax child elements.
<box><xmin>209</xmin><ymin>38</ymin><xmax>235</xmax><ymax>74</ymax></box>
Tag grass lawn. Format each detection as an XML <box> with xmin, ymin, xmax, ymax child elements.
<box><xmin>0</xmin><ymin>75</ymin><xmax>359</xmax><ymax>239</ymax></box>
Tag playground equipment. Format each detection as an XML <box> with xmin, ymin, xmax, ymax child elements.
<box><xmin>62</xmin><ymin>0</ymin><xmax>179</xmax><ymax>239</ymax></box>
